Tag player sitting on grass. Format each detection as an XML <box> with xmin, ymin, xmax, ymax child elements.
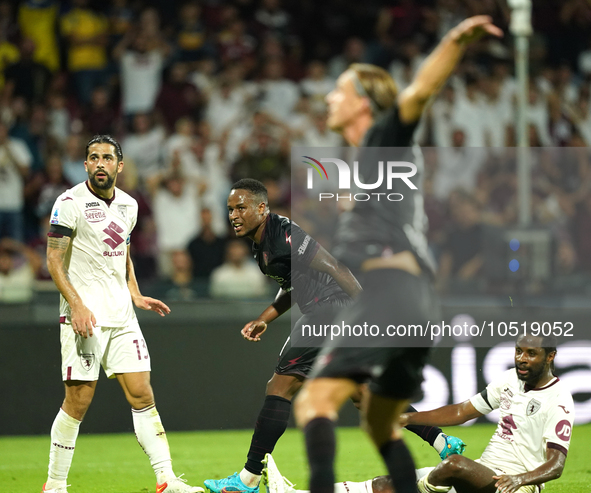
<box><xmin>264</xmin><ymin>333</ymin><xmax>573</xmax><ymax>493</ymax></box>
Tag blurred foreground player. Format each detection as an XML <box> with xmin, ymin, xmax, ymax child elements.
<box><xmin>294</xmin><ymin>16</ymin><xmax>503</xmax><ymax>493</ymax></box>
<box><xmin>204</xmin><ymin>179</ymin><xmax>462</xmax><ymax>493</ymax></box>
<box><xmin>42</xmin><ymin>135</ymin><xmax>202</xmax><ymax>493</ymax></box>
<box><xmin>271</xmin><ymin>335</ymin><xmax>573</xmax><ymax>493</ymax></box>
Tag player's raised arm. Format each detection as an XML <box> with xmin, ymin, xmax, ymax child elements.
<box><xmin>400</xmin><ymin>400</ymin><xmax>483</xmax><ymax>427</ymax></box>
<box><xmin>398</xmin><ymin>15</ymin><xmax>503</xmax><ymax>124</ymax></box>
<box><xmin>126</xmin><ymin>245</ymin><xmax>171</xmax><ymax>317</ymax></box>
<box><xmin>493</xmin><ymin>446</ymin><xmax>567</xmax><ymax>493</ymax></box>
<box><xmin>47</xmin><ymin>233</ymin><xmax>96</xmax><ymax>338</ymax></box>
<box><xmin>241</xmin><ymin>288</ymin><xmax>294</xmax><ymax>342</ymax></box>
<box><xmin>309</xmin><ymin>245</ymin><xmax>362</xmax><ymax>299</ymax></box>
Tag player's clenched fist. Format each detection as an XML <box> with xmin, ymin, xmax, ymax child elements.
<box><xmin>241</xmin><ymin>320</ymin><xmax>268</xmax><ymax>342</ymax></box>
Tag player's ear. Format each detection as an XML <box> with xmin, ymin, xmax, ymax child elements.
<box><xmin>117</xmin><ymin>161</ymin><xmax>124</xmax><ymax>174</ymax></box>
<box><xmin>546</xmin><ymin>350</ymin><xmax>556</xmax><ymax>366</ymax></box>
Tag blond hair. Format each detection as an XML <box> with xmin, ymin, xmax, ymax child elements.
<box><xmin>349</xmin><ymin>63</ymin><xmax>398</xmax><ymax>114</ymax></box>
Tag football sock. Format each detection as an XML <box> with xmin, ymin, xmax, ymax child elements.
<box><xmin>295</xmin><ymin>480</ymin><xmax>373</xmax><ymax>493</ymax></box>
<box><xmin>304</xmin><ymin>417</ymin><xmax>337</xmax><ymax>493</ymax></box>
<box><xmin>244</xmin><ymin>395</ymin><xmax>292</xmax><ymax>477</ymax></box>
<box><xmin>46</xmin><ymin>408</ymin><xmax>81</xmax><ymax>488</ymax></box>
<box><xmin>240</xmin><ymin>469</ymin><xmax>261</xmax><ymax>488</ymax></box>
<box><xmin>132</xmin><ymin>405</ymin><xmax>174</xmax><ymax>481</ymax></box>
<box><xmin>403</xmin><ymin>405</ymin><xmax>442</xmax><ymax>447</ymax></box>
<box><xmin>379</xmin><ymin>439</ymin><xmax>417</xmax><ymax>493</ymax></box>
<box><xmin>432</xmin><ymin>434</ymin><xmax>447</xmax><ymax>455</ymax></box>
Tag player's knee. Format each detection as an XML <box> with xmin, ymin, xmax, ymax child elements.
<box><xmin>371</xmin><ymin>476</ymin><xmax>393</xmax><ymax>493</ymax></box>
<box><xmin>440</xmin><ymin>454</ymin><xmax>468</xmax><ymax>477</ymax></box>
<box><xmin>265</xmin><ymin>374</ymin><xmax>302</xmax><ymax>399</ymax></box>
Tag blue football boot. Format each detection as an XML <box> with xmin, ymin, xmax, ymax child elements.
<box><xmin>204</xmin><ymin>473</ymin><xmax>259</xmax><ymax>493</ymax></box>
<box><xmin>439</xmin><ymin>434</ymin><xmax>466</xmax><ymax>460</ymax></box>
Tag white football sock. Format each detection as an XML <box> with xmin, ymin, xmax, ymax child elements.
<box><xmin>132</xmin><ymin>405</ymin><xmax>174</xmax><ymax>482</ymax></box>
<box><xmin>433</xmin><ymin>433</ymin><xmax>447</xmax><ymax>455</ymax></box>
<box><xmin>296</xmin><ymin>480</ymin><xmax>373</xmax><ymax>493</ymax></box>
<box><xmin>46</xmin><ymin>408</ymin><xmax>81</xmax><ymax>488</ymax></box>
<box><xmin>240</xmin><ymin>469</ymin><xmax>261</xmax><ymax>487</ymax></box>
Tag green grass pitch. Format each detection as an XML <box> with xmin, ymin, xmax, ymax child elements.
<box><xmin>1</xmin><ymin>425</ymin><xmax>590</xmax><ymax>493</ymax></box>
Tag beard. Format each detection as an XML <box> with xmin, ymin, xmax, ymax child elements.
<box><xmin>89</xmin><ymin>170</ymin><xmax>116</xmax><ymax>190</ymax></box>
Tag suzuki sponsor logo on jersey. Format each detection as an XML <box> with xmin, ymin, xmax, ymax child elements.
<box><xmin>103</xmin><ymin>250</ymin><xmax>125</xmax><ymax>257</ymax></box>
<box><xmin>302</xmin><ymin>156</ymin><xmax>417</xmax><ymax>202</ymax></box>
<box><xmin>85</xmin><ymin>208</ymin><xmax>107</xmax><ymax>223</ymax></box>
<box><xmin>526</xmin><ymin>398</ymin><xmax>542</xmax><ymax>416</ymax></box>
<box><xmin>103</xmin><ymin>221</ymin><xmax>125</xmax><ymax>250</ymax></box>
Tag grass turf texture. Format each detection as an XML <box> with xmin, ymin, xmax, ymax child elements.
<box><xmin>1</xmin><ymin>425</ymin><xmax>590</xmax><ymax>493</ymax></box>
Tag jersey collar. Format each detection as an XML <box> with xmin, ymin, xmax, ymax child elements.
<box><xmin>524</xmin><ymin>376</ymin><xmax>559</xmax><ymax>392</ymax></box>
<box><xmin>86</xmin><ymin>180</ymin><xmax>116</xmax><ymax>207</ymax></box>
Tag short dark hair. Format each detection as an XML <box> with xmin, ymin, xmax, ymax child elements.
<box><xmin>231</xmin><ymin>178</ymin><xmax>268</xmax><ymax>207</ymax></box>
<box><xmin>86</xmin><ymin>135</ymin><xmax>123</xmax><ymax>162</ymax></box>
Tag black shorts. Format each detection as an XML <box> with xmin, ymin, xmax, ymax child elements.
<box><xmin>275</xmin><ymin>295</ymin><xmax>349</xmax><ymax>377</ymax></box>
<box><xmin>310</xmin><ymin>269</ymin><xmax>439</xmax><ymax>399</ymax></box>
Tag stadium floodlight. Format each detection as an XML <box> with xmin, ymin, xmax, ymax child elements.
<box><xmin>509</xmin><ymin>0</ymin><xmax>532</xmax><ymax>226</ymax></box>
<box><xmin>508</xmin><ymin>0</ymin><xmax>532</xmax><ymax>37</ymax></box>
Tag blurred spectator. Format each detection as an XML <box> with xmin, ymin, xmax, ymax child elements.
<box><xmin>0</xmin><ymin>236</ymin><xmax>41</xmax><ymax>303</ymax></box>
<box><xmin>46</xmin><ymin>92</ymin><xmax>70</xmax><ymax>147</ymax></box>
<box><xmin>3</xmin><ymin>37</ymin><xmax>51</xmax><ymax>105</ymax></box>
<box><xmin>18</xmin><ymin>0</ymin><xmax>60</xmax><ymax>72</ymax></box>
<box><xmin>60</xmin><ymin>0</ymin><xmax>109</xmax><ymax>105</ymax></box>
<box><xmin>155</xmin><ymin>62</ymin><xmax>202</xmax><ymax>132</ymax></box>
<box><xmin>218</xmin><ymin>17</ymin><xmax>256</xmax><ymax>69</ymax></box>
<box><xmin>0</xmin><ymin>20</ymin><xmax>19</xmax><ymax>92</ymax></box>
<box><xmin>253</xmin><ymin>0</ymin><xmax>290</xmax><ymax>42</ymax></box>
<box><xmin>328</xmin><ymin>37</ymin><xmax>365</xmax><ymax>79</ymax></box>
<box><xmin>300</xmin><ymin>60</ymin><xmax>334</xmax><ymax>112</ymax></box>
<box><xmin>210</xmin><ymin>239</ymin><xmax>268</xmax><ymax>299</ymax></box>
<box><xmin>301</xmin><ymin>110</ymin><xmax>342</xmax><ymax>148</ymax></box>
<box><xmin>122</xmin><ymin>113</ymin><xmax>166</xmax><ymax>185</ymax></box>
<box><xmin>114</xmin><ymin>28</ymin><xmax>169</xmax><ymax>116</ymax></box>
<box><xmin>61</xmin><ymin>134</ymin><xmax>87</xmax><ymax>185</ymax></box>
<box><xmin>257</xmin><ymin>58</ymin><xmax>300</xmax><ymax>122</ymax></box>
<box><xmin>24</xmin><ymin>153</ymin><xmax>71</xmax><ymax>222</ymax></box>
<box><xmin>437</xmin><ymin>191</ymin><xmax>486</xmax><ymax>292</ymax></box>
<box><xmin>81</xmin><ymin>86</ymin><xmax>118</xmax><ymax>136</ymax></box>
<box><xmin>174</xmin><ymin>1</ymin><xmax>211</xmax><ymax>68</ymax></box>
<box><xmin>154</xmin><ymin>249</ymin><xmax>203</xmax><ymax>300</ymax></box>
<box><xmin>107</xmin><ymin>0</ymin><xmax>135</xmax><ymax>48</ymax></box>
<box><xmin>149</xmin><ymin>165</ymin><xmax>203</xmax><ymax>276</ymax></box>
<box><xmin>187</xmin><ymin>208</ymin><xmax>227</xmax><ymax>280</ymax></box>
<box><xmin>0</xmin><ymin>122</ymin><xmax>32</xmax><ymax>241</ymax></box>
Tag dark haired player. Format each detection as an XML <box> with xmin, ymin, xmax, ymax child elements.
<box><xmin>266</xmin><ymin>334</ymin><xmax>573</xmax><ymax>493</ymax></box>
<box><xmin>42</xmin><ymin>135</ymin><xmax>202</xmax><ymax>493</ymax></box>
<box><xmin>205</xmin><ymin>179</ymin><xmax>463</xmax><ymax>493</ymax></box>
<box><xmin>293</xmin><ymin>16</ymin><xmax>504</xmax><ymax>493</ymax></box>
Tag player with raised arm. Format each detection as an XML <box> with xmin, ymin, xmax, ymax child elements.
<box><xmin>42</xmin><ymin>135</ymin><xmax>202</xmax><ymax>493</ymax></box>
<box><xmin>293</xmin><ymin>16</ymin><xmax>503</xmax><ymax>493</ymax></box>
<box><xmin>204</xmin><ymin>179</ymin><xmax>464</xmax><ymax>493</ymax></box>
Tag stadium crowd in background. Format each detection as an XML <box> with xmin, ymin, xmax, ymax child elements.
<box><xmin>2</xmin><ymin>0</ymin><xmax>591</xmax><ymax>300</ymax></box>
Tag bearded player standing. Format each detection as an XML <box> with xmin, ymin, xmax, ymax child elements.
<box><xmin>42</xmin><ymin>135</ymin><xmax>202</xmax><ymax>493</ymax></box>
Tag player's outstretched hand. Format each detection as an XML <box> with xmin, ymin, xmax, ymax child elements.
<box><xmin>71</xmin><ymin>305</ymin><xmax>96</xmax><ymax>338</ymax></box>
<box><xmin>241</xmin><ymin>319</ymin><xmax>268</xmax><ymax>342</ymax></box>
<box><xmin>134</xmin><ymin>296</ymin><xmax>171</xmax><ymax>316</ymax></box>
<box><xmin>451</xmin><ymin>15</ymin><xmax>503</xmax><ymax>46</ymax></box>
<box><xmin>398</xmin><ymin>412</ymin><xmax>411</xmax><ymax>427</ymax></box>
<box><xmin>493</xmin><ymin>474</ymin><xmax>524</xmax><ymax>493</ymax></box>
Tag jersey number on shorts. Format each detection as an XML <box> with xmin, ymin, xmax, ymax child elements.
<box><xmin>133</xmin><ymin>339</ymin><xmax>149</xmax><ymax>360</ymax></box>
